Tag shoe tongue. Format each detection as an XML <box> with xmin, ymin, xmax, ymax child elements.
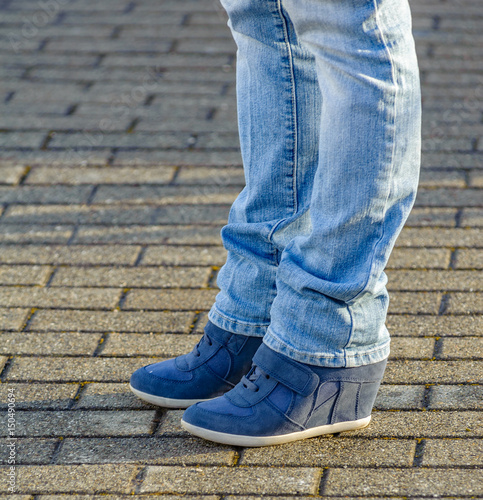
<box><xmin>176</xmin><ymin>335</ymin><xmax>210</xmax><ymax>370</ymax></box>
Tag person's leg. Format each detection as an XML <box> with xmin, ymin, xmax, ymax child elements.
<box><xmin>264</xmin><ymin>0</ymin><xmax>421</xmax><ymax>368</ymax></box>
<box><xmin>130</xmin><ymin>0</ymin><xmax>321</xmax><ymax>406</ymax></box>
<box><xmin>182</xmin><ymin>0</ymin><xmax>421</xmax><ymax>444</ymax></box>
<box><xmin>208</xmin><ymin>0</ymin><xmax>322</xmax><ymax>336</ymax></box>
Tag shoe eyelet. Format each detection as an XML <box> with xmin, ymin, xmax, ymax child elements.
<box><xmin>265</xmin><ymin>375</ymin><xmax>270</xmax><ymax>379</ymax></box>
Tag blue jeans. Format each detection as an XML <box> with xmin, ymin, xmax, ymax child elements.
<box><xmin>208</xmin><ymin>0</ymin><xmax>421</xmax><ymax>367</ymax></box>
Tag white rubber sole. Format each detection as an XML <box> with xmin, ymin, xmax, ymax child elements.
<box><xmin>129</xmin><ymin>384</ymin><xmax>212</xmax><ymax>409</ymax></box>
<box><xmin>181</xmin><ymin>416</ymin><xmax>371</xmax><ymax>447</ymax></box>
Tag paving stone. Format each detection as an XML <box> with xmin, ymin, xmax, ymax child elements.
<box><xmin>455</xmin><ymin>248</ymin><xmax>483</xmax><ymax>269</ymax></box>
<box><xmin>386</xmin><ymin>314</ymin><xmax>483</xmax><ymax>337</ymax></box>
<box><xmin>50</xmin><ymin>266</ymin><xmax>211</xmax><ymax>288</ymax></box>
<box><xmin>0</xmin><ymin>151</ymin><xmax>111</xmax><ymax>167</ymax></box>
<box><xmin>439</xmin><ymin>337</ymin><xmax>482</xmax><ymax>359</ymax></box>
<box><xmin>405</xmin><ymin>207</ymin><xmax>456</xmax><ymax>226</ymax></box>
<box><xmin>418</xmin><ymin>169</ymin><xmax>467</xmax><ymax>188</ymax></box>
<box><xmin>57</xmin><ymin>437</ymin><xmax>235</xmax><ymax>465</ymax></box>
<box><xmin>447</xmin><ymin>292</ymin><xmax>483</xmax><ymax>314</ymax></box>
<box><xmin>349</xmin><ymin>411</ymin><xmax>483</xmax><ymax>438</ymax></box>
<box><xmin>0</xmin><ymin>245</ymin><xmax>141</xmax><ymax>265</ymax></box>
<box><xmin>140</xmin><ymin>466</ymin><xmax>320</xmax><ymax>495</ymax></box>
<box><xmin>385</xmin><ymin>248</ymin><xmax>452</xmax><ymax>269</ymax></box>
<box><xmin>25</xmin><ymin>166</ymin><xmax>176</xmax><ymax>185</ymax></box>
<box><xmin>75</xmin><ymin>383</ymin><xmax>155</xmax><ymax>410</ymax></box>
<box><xmin>102</xmin><ymin>53</ymin><xmax>231</xmax><ymax>70</ymax></box>
<box><xmin>175</xmin><ymin>167</ymin><xmax>244</xmax><ymax>185</ymax></box>
<box><xmin>177</xmin><ymin>39</ymin><xmax>237</xmax><ymax>55</ymax></box>
<box><xmin>122</xmin><ymin>289</ymin><xmax>218</xmax><ymax>311</ymax></box>
<box><xmin>134</xmin><ymin>2</ymin><xmax>227</xmax><ymax>13</ymax></box>
<box><xmin>141</xmin><ymin>245</ymin><xmax>227</xmax><ymax>266</ymax></box>
<box><xmin>0</xmin><ymin>383</ymin><xmax>78</xmax><ymax>410</ymax></box>
<box><xmin>224</xmin><ymin>497</ymin><xmax>398</xmax><ymax>500</ymax></box>
<box><xmin>384</xmin><ymin>360</ymin><xmax>482</xmax><ymax>384</ymax></box>
<box><xmin>48</xmin><ymin>132</ymin><xmax>192</xmax><ymax>150</ymax></box>
<box><xmin>74</xmin><ymin>225</ymin><xmax>222</xmax><ymax>245</ymax></box>
<box><xmin>0</xmin><ymin>308</ymin><xmax>29</xmax><ymax>331</ymax></box>
<box><xmin>469</xmin><ymin>170</ymin><xmax>483</xmax><ymax>187</ymax></box>
<box><xmin>0</xmin><ymin>102</ymin><xmax>70</xmax><ymax>116</ymax></box>
<box><xmin>0</xmin><ymin>165</ymin><xmax>27</xmax><ymax>185</ymax></box>
<box><xmin>62</xmin><ymin>11</ymin><xmax>186</xmax><ymax>26</ymax></box>
<box><xmin>0</xmin><ymin>332</ymin><xmax>101</xmax><ymax>356</ymax></box>
<box><xmin>462</xmin><ymin>208</ymin><xmax>483</xmax><ymax>227</ymax></box>
<box><xmin>396</xmin><ymin>228</ymin><xmax>483</xmax><ymax>247</ymax></box>
<box><xmin>0</xmin><ymin>186</ymin><xmax>93</xmax><ymax>204</ymax></box>
<box><xmin>387</xmin><ymin>292</ymin><xmax>441</xmax><ymax>314</ymax></box>
<box><xmin>27</xmin><ymin>309</ymin><xmax>193</xmax><ymax>333</ymax></box>
<box><xmin>85</xmin><ymin>82</ymin><xmax>226</xmax><ymax>101</ymax></box>
<box><xmin>389</xmin><ymin>338</ymin><xmax>434</xmax><ymax>359</ymax></box>
<box><xmin>32</xmin><ymin>497</ymin><xmax>216</xmax><ymax>500</ymax></box>
<box><xmin>75</xmin><ymin>100</ymin><xmax>217</xmax><ymax>121</ymax></box>
<box><xmin>0</xmin><ymin>225</ymin><xmax>73</xmax><ymax>244</ymax></box>
<box><xmin>6</xmin><ymin>357</ymin><xmax>164</xmax><ymax>383</ymax></box>
<box><xmin>4</xmin><ymin>205</ymin><xmax>161</xmax><ymax>225</ymax></box>
<box><xmin>157</xmin><ymin>410</ymin><xmax>186</xmax><ymax>436</ymax></box>
<box><xmin>0</xmin><ymin>356</ymin><xmax>7</xmax><ymax>374</ymax></box>
<box><xmin>0</xmin><ymin>287</ymin><xmax>121</xmax><ymax>310</ymax></box>
<box><xmin>387</xmin><ymin>270</ymin><xmax>483</xmax><ymax>291</ymax></box>
<box><xmin>135</xmin><ymin>118</ymin><xmax>238</xmax><ymax>133</ymax></box>
<box><xmin>92</xmin><ymin>185</ymin><xmax>239</xmax><ymax>205</ymax></box>
<box><xmin>0</xmin><ymin>495</ymin><xmax>32</xmax><ymax>500</ymax></box>
<box><xmin>101</xmin><ymin>333</ymin><xmax>201</xmax><ymax>357</ymax></box>
<box><xmin>43</xmin><ymin>39</ymin><xmax>172</xmax><ymax>55</ymax></box>
<box><xmin>422</xmin><ymin>152</ymin><xmax>483</xmax><ymax>169</ymax></box>
<box><xmin>415</xmin><ymin>188</ymin><xmax>483</xmax><ymax>207</ymax></box>
<box><xmin>0</xmin><ymin>132</ymin><xmax>45</xmax><ymax>149</ymax></box>
<box><xmin>240</xmin><ymin>438</ymin><xmax>415</xmax><ymax>467</ymax></box>
<box><xmin>0</xmin><ymin>265</ymin><xmax>51</xmax><ymax>285</ymax></box>
<box><xmin>0</xmin><ymin>438</ymin><xmax>57</xmax><ymax>465</ymax></box>
<box><xmin>374</xmin><ymin>385</ymin><xmax>425</xmax><ymax>410</ymax></box>
<box><xmin>0</xmin><ymin>115</ymin><xmax>131</xmax><ymax>132</ymax></box>
<box><xmin>428</xmin><ymin>385</ymin><xmax>483</xmax><ymax>410</ymax></box>
<box><xmin>111</xmin><ymin>150</ymin><xmax>243</xmax><ymax>168</ymax></box>
<box><xmin>0</xmin><ymin>465</ymin><xmax>138</xmax><ymax>494</ymax></box>
<box><xmin>29</xmin><ymin>65</ymin><xmax>232</xmax><ymax>83</ymax></box>
<box><xmin>422</xmin><ymin>439</ymin><xmax>483</xmax><ymax>466</ymax></box>
<box><xmin>0</xmin><ymin>410</ymin><xmax>155</xmax><ymax>438</ymax></box>
<box><xmin>324</xmin><ymin>468</ymin><xmax>482</xmax><ymax>497</ymax></box>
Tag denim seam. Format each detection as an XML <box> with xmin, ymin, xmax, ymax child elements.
<box><xmin>348</xmin><ymin>0</ymin><xmax>399</xmax><ymax>305</ymax></box>
<box><xmin>276</xmin><ymin>0</ymin><xmax>298</xmax><ymax>216</ymax></box>
<box><xmin>344</xmin><ymin>303</ymin><xmax>356</xmax><ymax>367</ymax></box>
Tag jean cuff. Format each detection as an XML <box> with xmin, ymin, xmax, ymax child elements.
<box><xmin>263</xmin><ymin>328</ymin><xmax>390</xmax><ymax>368</ymax></box>
<box><xmin>208</xmin><ymin>305</ymin><xmax>267</xmax><ymax>337</ymax></box>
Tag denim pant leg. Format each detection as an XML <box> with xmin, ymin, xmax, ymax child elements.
<box><xmin>264</xmin><ymin>0</ymin><xmax>422</xmax><ymax>367</ymax></box>
<box><xmin>208</xmin><ymin>0</ymin><xmax>322</xmax><ymax>336</ymax></box>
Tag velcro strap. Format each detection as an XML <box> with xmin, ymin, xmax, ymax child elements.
<box><xmin>253</xmin><ymin>344</ymin><xmax>319</xmax><ymax>397</ymax></box>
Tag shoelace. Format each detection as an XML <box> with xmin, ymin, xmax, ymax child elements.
<box><xmin>241</xmin><ymin>366</ymin><xmax>270</xmax><ymax>392</ymax></box>
<box><xmin>193</xmin><ymin>334</ymin><xmax>213</xmax><ymax>357</ymax></box>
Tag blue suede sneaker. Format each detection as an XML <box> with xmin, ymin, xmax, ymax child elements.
<box><xmin>129</xmin><ymin>321</ymin><xmax>263</xmax><ymax>408</ymax></box>
<box><xmin>181</xmin><ymin>343</ymin><xmax>387</xmax><ymax>446</ymax></box>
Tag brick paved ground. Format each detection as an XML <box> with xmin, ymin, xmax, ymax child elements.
<box><xmin>0</xmin><ymin>0</ymin><xmax>482</xmax><ymax>497</ymax></box>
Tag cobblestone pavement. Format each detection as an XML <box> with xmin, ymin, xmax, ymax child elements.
<box><xmin>0</xmin><ymin>0</ymin><xmax>482</xmax><ymax>497</ymax></box>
